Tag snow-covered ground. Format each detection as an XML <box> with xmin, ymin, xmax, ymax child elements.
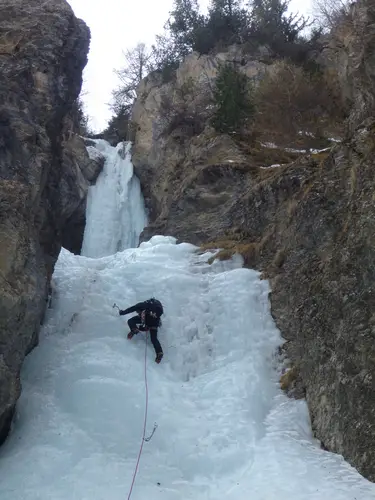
<box><xmin>0</xmin><ymin>141</ymin><xmax>374</xmax><ymax>500</ymax></box>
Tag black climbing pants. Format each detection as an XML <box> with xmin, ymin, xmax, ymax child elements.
<box><xmin>128</xmin><ymin>315</ymin><xmax>163</xmax><ymax>355</ymax></box>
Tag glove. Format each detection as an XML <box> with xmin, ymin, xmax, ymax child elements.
<box><xmin>119</xmin><ymin>310</ymin><xmax>125</xmax><ymax>316</ymax></box>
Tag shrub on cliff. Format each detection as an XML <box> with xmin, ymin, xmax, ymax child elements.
<box><xmin>254</xmin><ymin>60</ymin><xmax>345</xmax><ymax>145</ymax></box>
<box><xmin>102</xmin><ymin>106</ymin><xmax>131</xmax><ymax>144</ymax></box>
<box><xmin>149</xmin><ymin>34</ymin><xmax>180</xmax><ymax>83</ymax></box>
<box><xmin>211</xmin><ymin>63</ymin><xmax>255</xmax><ymax>134</ymax></box>
<box><xmin>71</xmin><ymin>97</ymin><xmax>91</xmax><ymax>136</ymax></box>
<box><xmin>90</xmin><ymin>106</ymin><xmax>131</xmax><ymax>146</ymax></box>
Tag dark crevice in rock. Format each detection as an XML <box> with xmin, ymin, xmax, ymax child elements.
<box><xmin>0</xmin><ymin>407</ymin><xmax>16</xmax><ymax>447</ymax></box>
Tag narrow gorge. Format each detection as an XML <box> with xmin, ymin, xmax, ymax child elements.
<box><xmin>0</xmin><ymin>0</ymin><xmax>375</xmax><ymax>492</ymax></box>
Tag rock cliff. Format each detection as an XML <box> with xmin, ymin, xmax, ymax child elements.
<box><xmin>60</xmin><ymin>132</ymin><xmax>105</xmax><ymax>254</ymax></box>
<box><xmin>0</xmin><ymin>0</ymin><xmax>91</xmax><ymax>444</ymax></box>
<box><xmin>132</xmin><ymin>47</ymin><xmax>273</xmax><ymax>239</ymax></box>
<box><xmin>131</xmin><ymin>0</ymin><xmax>375</xmax><ymax>481</ymax></box>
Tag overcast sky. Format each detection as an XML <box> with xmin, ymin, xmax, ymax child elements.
<box><xmin>67</xmin><ymin>0</ymin><xmax>313</xmax><ymax>132</ymax></box>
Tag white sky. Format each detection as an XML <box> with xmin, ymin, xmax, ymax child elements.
<box><xmin>67</xmin><ymin>0</ymin><xmax>313</xmax><ymax>132</ymax></box>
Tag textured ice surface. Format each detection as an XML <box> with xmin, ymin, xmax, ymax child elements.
<box><xmin>0</xmin><ymin>138</ymin><xmax>374</xmax><ymax>499</ymax></box>
<box><xmin>0</xmin><ymin>239</ymin><xmax>374</xmax><ymax>499</ymax></box>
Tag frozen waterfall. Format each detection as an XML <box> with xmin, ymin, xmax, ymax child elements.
<box><xmin>81</xmin><ymin>140</ymin><xmax>147</xmax><ymax>258</ymax></box>
<box><xmin>0</xmin><ymin>137</ymin><xmax>374</xmax><ymax>500</ymax></box>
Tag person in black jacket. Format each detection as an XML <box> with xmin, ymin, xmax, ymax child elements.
<box><xmin>119</xmin><ymin>298</ymin><xmax>164</xmax><ymax>364</ymax></box>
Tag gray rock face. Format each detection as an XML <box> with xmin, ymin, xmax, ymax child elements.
<box><xmin>131</xmin><ymin>48</ymin><xmax>270</xmax><ymax>241</ymax></box>
<box><xmin>345</xmin><ymin>0</ymin><xmax>375</xmax><ymax>132</ymax></box>
<box><xmin>137</xmin><ymin>128</ymin><xmax>375</xmax><ymax>483</ymax></box>
<box><xmin>60</xmin><ymin>132</ymin><xmax>105</xmax><ymax>254</ymax></box>
<box><xmin>322</xmin><ymin>0</ymin><xmax>375</xmax><ymax>133</ymax></box>
<box><xmin>228</xmin><ymin>132</ymin><xmax>375</xmax><ymax>480</ymax></box>
<box><xmin>0</xmin><ymin>0</ymin><xmax>90</xmax><ymax>444</ymax></box>
<box><xmin>132</xmin><ymin>0</ymin><xmax>375</xmax><ymax>481</ymax></box>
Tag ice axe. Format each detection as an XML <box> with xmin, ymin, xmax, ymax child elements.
<box><xmin>113</xmin><ymin>303</ymin><xmax>120</xmax><ymax>312</ymax></box>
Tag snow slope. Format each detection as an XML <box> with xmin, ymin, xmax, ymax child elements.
<box><xmin>0</xmin><ymin>141</ymin><xmax>374</xmax><ymax>500</ymax></box>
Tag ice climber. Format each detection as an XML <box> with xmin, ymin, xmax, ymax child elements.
<box><xmin>119</xmin><ymin>298</ymin><xmax>164</xmax><ymax>364</ymax></box>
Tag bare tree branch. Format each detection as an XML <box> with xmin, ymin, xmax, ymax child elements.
<box><xmin>112</xmin><ymin>43</ymin><xmax>152</xmax><ymax>112</ymax></box>
<box><xmin>312</xmin><ymin>0</ymin><xmax>351</xmax><ymax>30</ymax></box>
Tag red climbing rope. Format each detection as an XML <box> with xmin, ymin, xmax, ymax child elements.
<box><xmin>127</xmin><ymin>331</ymin><xmax>149</xmax><ymax>500</ymax></box>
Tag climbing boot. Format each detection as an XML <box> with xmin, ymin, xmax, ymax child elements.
<box><xmin>155</xmin><ymin>352</ymin><xmax>163</xmax><ymax>364</ymax></box>
<box><xmin>127</xmin><ymin>329</ymin><xmax>139</xmax><ymax>340</ymax></box>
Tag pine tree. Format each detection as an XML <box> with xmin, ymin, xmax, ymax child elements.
<box><xmin>208</xmin><ymin>0</ymin><xmax>250</xmax><ymax>45</ymax></box>
<box><xmin>210</xmin><ymin>0</ymin><xmax>242</xmax><ymax>17</ymax></box>
<box><xmin>150</xmin><ymin>33</ymin><xmax>180</xmax><ymax>82</ymax></box>
<box><xmin>211</xmin><ymin>63</ymin><xmax>255</xmax><ymax>133</ymax></box>
<box><xmin>168</xmin><ymin>0</ymin><xmax>204</xmax><ymax>56</ymax></box>
<box><xmin>149</xmin><ymin>0</ymin><xmax>205</xmax><ymax>78</ymax></box>
<box><xmin>250</xmin><ymin>0</ymin><xmax>310</xmax><ymax>45</ymax></box>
